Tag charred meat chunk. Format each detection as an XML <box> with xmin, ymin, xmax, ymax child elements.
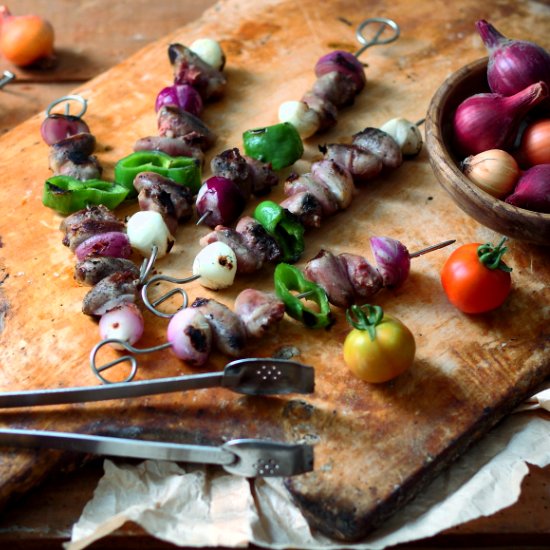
<box><xmin>134</xmin><ymin>171</ymin><xmax>194</xmax><ymax>235</ymax></box>
<box><xmin>168</xmin><ymin>43</ymin><xmax>227</xmax><ymax>101</ymax></box>
<box><xmin>234</xmin><ymin>216</ymin><xmax>282</xmax><ymax>264</ymax></box>
<box><xmin>74</xmin><ymin>256</ymin><xmax>140</xmax><ymax>286</ymax></box>
<box><xmin>352</xmin><ymin>127</ymin><xmax>403</xmax><ymax>169</ymax></box>
<box><xmin>134</xmin><ymin>135</ymin><xmax>205</xmax><ymax>164</ymax></box>
<box><xmin>280</xmin><ymin>192</ymin><xmax>323</xmax><ymax>229</ymax></box>
<box><xmin>82</xmin><ymin>270</ymin><xmax>140</xmax><ymax>317</ymax></box>
<box><xmin>60</xmin><ymin>205</ymin><xmax>125</xmax><ymax>251</ymax></box>
<box><xmin>157</xmin><ymin>105</ymin><xmax>216</xmax><ymax>150</ymax></box>
<box><xmin>191</xmin><ymin>297</ymin><xmax>246</xmax><ymax>357</ymax></box>
<box><xmin>234</xmin><ymin>289</ymin><xmax>285</xmax><ymax>339</ymax></box>
<box><xmin>320</xmin><ymin>143</ymin><xmax>383</xmax><ymax>184</ymax></box>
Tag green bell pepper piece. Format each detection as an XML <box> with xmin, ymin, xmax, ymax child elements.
<box><xmin>274</xmin><ymin>263</ymin><xmax>333</xmax><ymax>329</ymax></box>
<box><xmin>243</xmin><ymin>122</ymin><xmax>303</xmax><ymax>170</ymax></box>
<box><xmin>253</xmin><ymin>200</ymin><xmax>305</xmax><ymax>263</ymax></box>
<box><xmin>114</xmin><ymin>151</ymin><xmax>202</xmax><ymax>198</ymax></box>
<box><xmin>42</xmin><ymin>176</ymin><xmax>129</xmax><ymax>215</ymax></box>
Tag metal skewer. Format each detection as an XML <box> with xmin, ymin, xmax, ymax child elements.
<box><xmin>354</xmin><ymin>18</ymin><xmax>400</xmax><ymax>58</ymax></box>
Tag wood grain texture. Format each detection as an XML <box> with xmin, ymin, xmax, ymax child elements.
<box><xmin>0</xmin><ymin>0</ymin><xmax>549</xmax><ymax>542</ymax></box>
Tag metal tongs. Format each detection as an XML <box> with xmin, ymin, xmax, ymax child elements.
<box><xmin>0</xmin><ymin>358</ymin><xmax>315</xmax><ymax>477</ymax></box>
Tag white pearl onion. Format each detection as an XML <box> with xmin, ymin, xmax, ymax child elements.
<box><xmin>126</xmin><ymin>210</ymin><xmax>174</xmax><ymax>258</ymax></box>
<box><xmin>189</xmin><ymin>38</ymin><xmax>225</xmax><ymax>70</ymax></box>
<box><xmin>278</xmin><ymin>100</ymin><xmax>320</xmax><ymax>138</ymax></box>
<box><xmin>379</xmin><ymin>118</ymin><xmax>423</xmax><ymax>157</ymax></box>
<box><xmin>99</xmin><ymin>303</ymin><xmax>144</xmax><ymax>350</ymax></box>
<box><xmin>193</xmin><ymin>241</ymin><xmax>237</xmax><ymax>290</ymax></box>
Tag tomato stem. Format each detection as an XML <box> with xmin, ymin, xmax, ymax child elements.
<box><xmin>346</xmin><ymin>304</ymin><xmax>384</xmax><ymax>341</ymax></box>
<box><xmin>477</xmin><ymin>237</ymin><xmax>512</xmax><ymax>272</ymax></box>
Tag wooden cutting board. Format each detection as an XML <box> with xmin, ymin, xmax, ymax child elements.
<box><xmin>0</xmin><ymin>0</ymin><xmax>548</xmax><ymax>542</ymax></box>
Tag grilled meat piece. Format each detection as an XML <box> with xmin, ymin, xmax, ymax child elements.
<box><xmin>311</xmin><ymin>159</ymin><xmax>354</xmax><ymax>210</ymax></box>
<box><xmin>168</xmin><ymin>43</ymin><xmax>227</xmax><ymax>101</ymax></box>
<box><xmin>48</xmin><ymin>132</ymin><xmax>102</xmax><ymax>180</ymax></box>
<box><xmin>234</xmin><ymin>289</ymin><xmax>285</xmax><ymax>339</ymax></box>
<box><xmin>200</xmin><ymin>227</ymin><xmax>262</xmax><ymax>274</ymax></box>
<box><xmin>74</xmin><ymin>257</ymin><xmax>140</xmax><ymax>286</ymax></box>
<box><xmin>339</xmin><ymin>253</ymin><xmax>384</xmax><ymax>300</ymax></box>
<box><xmin>234</xmin><ymin>216</ymin><xmax>282</xmax><ymax>264</ymax></box>
<box><xmin>320</xmin><ymin>143</ymin><xmax>383</xmax><ymax>183</ymax></box>
<box><xmin>311</xmin><ymin>71</ymin><xmax>359</xmax><ymax>108</ymax></box>
<box><xmin>82</xmin><ymin>270</ymin><xmax>140</xmax><ymax>317</ymax></box>
<box><xmin>191</xmin><ymin>297</ymin><xmax>246</xmax><ymax>357</ymax></box>
<box><xmin>301</xmin><ymin>91</ymin><xmax>338</xmax><ymax>132</ymax></box>
<box><xmin>157</xmin><ymin>105</ymin><xmax>216</xmax><ymax>150</ymax></box>
<box><xmin>304</xmin><ymin>249</ymin><xmax>355</xmax><ymax>308</ymax></box>
<box><xmin>60</xmin><ymin>205</ymin><xmax>125</xmax><ymax>251</ymax></box>
<box><xmin>284</xmin><ymin>172</ymin><xmax>338</xmax><ymax>216</ymax></box>
<box><xmin>210</xmin><ymin>147</ymin><xmax>252</xmax><ymax>200</ymax></box>
<box><xmin>352</xmin><ymin>127</ymin><xmax>403</xmax><ymax>169</ymax></box>
<box><xmin>280</xmin><ymin>192</ymin><xmax>323</xmax><ymax>228</ymax></box>
<box><xmin>134</xmin><ymin>135</ymin><xmax>205</xmax><ymax>164</ymax></box>
<box><xmin>242</xmin><ymin>155</ymin><xmax>278</xmax><ymax>196</ymax></box>
<box><xmin>134</xmin><ymin>171</ymin><xmax>195</xmax><ymax>235</ymax></box>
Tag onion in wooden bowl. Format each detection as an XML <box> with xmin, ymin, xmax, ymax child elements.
<box><xmin>425</xmin><ymin>57</ymin><xmax>550</xmax><ymax>246</ymax></box>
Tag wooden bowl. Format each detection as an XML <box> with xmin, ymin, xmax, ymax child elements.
<box><xmin>425</xmin><ymin>57</ymin><xmax>550</xmax><ymax>246</ymax></box>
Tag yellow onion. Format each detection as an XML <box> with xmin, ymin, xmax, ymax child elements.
<box><xmin>518</xmin><ymin>118</ymin><xmax>550</xmax><ymax>167</ymax></box>
<box><xmin>462</xmin><ymin>149</ymin><xmax>519</xmax><ymax>198</ymax></box>
<box><xmin>0</xmin><ymin>5</ymin><xmax>54</xmax><ymax>67</ymax></box>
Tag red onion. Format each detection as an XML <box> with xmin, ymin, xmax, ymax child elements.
<box><xmin>40</xmin><ymin>114</ymin><xmax>90</xmax><ymax>146</ymax></box>
<box><xmin>155</xmin><ymin>84</ymin><xmax>203</xmax><ymax>117</ymax></box>
<box><xmin>505</xmin><ymin>164</ymin><xmax>550</xmax><ymax>213</ymax></box>
<box><xmin>453</xmin><ymin>81</ymin><xmax>548</xmax><ymax>156</ymax></box>
<box><xmin>476</xmin><ymin>19</ymin><xmax>550</xmax><ymax>96</ymax></box>
<box><xmin>74</xmin><ymin>231</ymin><xmax>132</xmax><ymax>261</ymax></box>
<box><xmin>370</xmin><ymin>236</ymin><xmax>410</xmax><ymax>288</ymax></box>
<box><xmin>195</xmin><ymin>176</ymin><xmax>246</xmax><ymax>228</ymax></box>
<box><xmin>315</xmin><ymin>50</ymin><xmax>366</xmax><ymax>94</ymax></box>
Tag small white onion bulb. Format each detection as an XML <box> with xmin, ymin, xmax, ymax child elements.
<box><xmin>99</xmin><ymin>303</ymin><xmax>144</xmax><ymax>350</ymax></box>
<box><xmin>278</xmin><ymin>100</ymin><xmax>321</xmax><ymax>138</ymax></box>
<box><xmin>379</xmin><ymin>117</ymin><xmax>423</xmax><ymax>157</ymax></box>
<box><xmin>189</xmin><ymin>38</ymin><xmax>225</xmax><ymax>70</ymax></box>
<box><xmin>193</xmin><ymin>241</ymin><xmax>237</xmax><ymax>289</ymax></box>
<box><xmin>126</xmin><ymin>210</ymin><xmax>174</xmax><ymax>258</ymax></box>
<box><xmin>462</xmin><ymin>149</ymin><xmax>520</xmax><ymax>198</ymax></box>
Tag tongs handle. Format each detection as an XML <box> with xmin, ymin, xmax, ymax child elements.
<box><xmin>0</xmin><ymin>358</ymin><xmax>314</xmax><ymax>409</ymax></box>
<box><xmin>0</xmin><ymin>429</ymin><xmax>314</xmax><ymax>477</ymax></box>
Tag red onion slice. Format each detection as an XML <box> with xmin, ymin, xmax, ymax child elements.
<box><xmin>155</xmin><ymin>84</ymin><xmax>203</xmax><ymax>117</ymax></box>
<box><xmin>370</xmin><ymin>236</ymin><xmax>410</xmax><ymax>288</ymax></box>
<box><xmin>40</xmin><ymin>114</ymin><xmax>90</xmax><ymax>146</ymax></box>
<box><xmin>74</xmin><ymin>231</ymin><xmax>132</xmax><ymax>261</ymax></box>
<box><xmin>314</xmin><ymin>50</ymin><xmax>366</xmax><ymax>94</ymax></box>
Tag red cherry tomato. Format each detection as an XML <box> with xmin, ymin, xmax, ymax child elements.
<box><xmin>440</xmin><ymin>239</ymin><xmax>512</xmax><ymax>314</ymax></box>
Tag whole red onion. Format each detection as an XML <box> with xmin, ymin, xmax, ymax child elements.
<box><xmin>155</xmin><ymin>84</ymin><xmax>203</xmax><ymax>117</ymax></box>
<box><xmin>40</xmin><ymin>114</ymin><xmax>90</xmax><ymax>146</ymax></box>
<box><xmin>453</xmin><ymin>81</ymin><xmax>548</xmax><ymax>156</ymax></box>
<box><xmin>476</xmin><ymin>20</ymin><xmax>550</xmax><ymax>96</ymax></box>
<box><xmin>370</xmin><ymin>236</ymin><xmax>410</xmax><ymax>288</ymax></box>
<box><xmin>195</xmin><ymin>176</ymin><xmax>246</xmax><ymax>228</ymax></box>
<box><xmin>505</xmin><ymin>164</ymin><xmax>550</xmax><ymax>213</ymax></box>
<box><xmin>315</xmin><ymin>50</ymin><xmax>366</xmax><ymax>94</ymax></box>
<box><xmin>74</xmin><ymin>231</ymin><xmax>132</xmax><ymax>261</ymax></box>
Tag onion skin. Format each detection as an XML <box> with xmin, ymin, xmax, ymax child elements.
<box><xmin>518</xmin><ymin>119</ymin><xmax>550</xmax><ymax>167</ymax></box>
<box><xmin>0</xmin><ymin>6</ymin><xmax>54</xmax><ymax>67</ymax></box>
<box><xmin>505</xmin><ymin>164</ymin><xmax>550</xmax><ymax>214</ymax></box>
<box><xmin>74</xmin><ymin>231</ymin><xmax>132</xmax><ymax>262</ymax></box>
<box><xmin>462</xmin><ymin>149</ymin><xmax>519</xmax><ymax>198</ymax></box>
<box><xmin>195</xmin><ymin>176</ymin><xmax>246</xmax><ymax>228</ymax></box>
<box><xmin>452</xmin><ymin>81</ymin><xmax>548</xmax><ymax>156</ymax></box>
<box><xmin>314</xmin><ymin>50</ymin><xmax>366</xmax><ymax>94</ymax></box>
<box><xmin>40</xmin><ymin>114</ymin><xmax>90</xmax><ymax>146</ymax></box>
<box><xmin>476</xmin><ymin>19</ymin><xmax>550</xmax><ymax>96</ymax></box>
<box><xmin>154</xmin><ymin>84</ymin><xmax>203</xmax><ymax>117</ymax></box>
<box><xmin>370</xmin><ymin>236</ymin><xmax>410</xmax><ymax>289</ymax></box>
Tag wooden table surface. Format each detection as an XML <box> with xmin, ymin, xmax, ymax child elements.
<box><xmin>0</xmin><ymin>1</ymin><xmax>549</xmax><ymax>548</ymax></box>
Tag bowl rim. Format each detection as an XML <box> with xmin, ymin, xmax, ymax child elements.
<box><xmin>425</xmin><ymin>57</ymin><xmax>550</xmax><ymax>227</ymax></box>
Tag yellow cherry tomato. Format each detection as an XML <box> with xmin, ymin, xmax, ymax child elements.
<box><xmin>343</xmin><ymin>305</ymin><xmax>415</xmax><ymax>383</ymax></box>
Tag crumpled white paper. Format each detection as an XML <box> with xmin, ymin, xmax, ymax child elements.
<box><xmin>65</xmin><ymin>395</ymin><xmax>550</xmax><ymax>550</ymax></box>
